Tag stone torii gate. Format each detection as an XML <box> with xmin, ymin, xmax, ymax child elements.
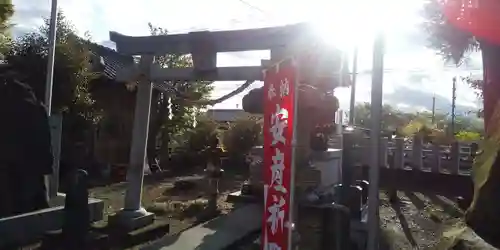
<box><xmin>108</xmin><ymin>23</ymin><xmax>348</xmax><ymax>232</ymax></box>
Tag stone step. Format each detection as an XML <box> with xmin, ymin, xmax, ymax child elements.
<box><xmin>141</xmin><ymin>204</ymin><xmax>261</xmax><ymax>250</ymax></box>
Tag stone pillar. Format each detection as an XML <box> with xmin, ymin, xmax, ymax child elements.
<box><xmin>110</xmin><ymin>55</ymin><xmax>155</xmax><ymax>230</ymax></box>
<box><xmin>48</xmin><ymin>113</ymin><xmax>63</xmax><ymax>199</ymax></box>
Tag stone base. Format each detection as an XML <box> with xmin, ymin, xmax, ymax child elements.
<box><xmin>296</xmin><ymin>204</ymin><xmax>324</xmax><ymax>250</ymax></box>
<box><xmin>226</xmin><ymin>191</ymin><xmax>260</xmax><ymax>204</ymax></box>
<box><xmin>142</xmin><ymin>204</ymin><xmax>261</xmax><ymax>250</ymax></box>
<box><xmin>109</xmin><ymin>208</ymin><xmax>154</xmax><ymax>232</ymax></box>
<box><xmin>0</xmin><ymin>193</ymin><xmax>104</xmax><ymax>248</ymax></box>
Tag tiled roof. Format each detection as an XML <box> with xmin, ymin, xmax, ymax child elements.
<box><xmin>86</xmin><ymin>42</ymin><xmax>134</xmax><ymax>80</ymax></box>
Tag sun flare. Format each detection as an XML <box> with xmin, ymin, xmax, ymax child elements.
<box><xmin>304</xmin><ymin>0</ymin><xmax>407</xmax><ymax>51</ymax></box>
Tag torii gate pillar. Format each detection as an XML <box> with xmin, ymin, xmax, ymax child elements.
<box><xmin>109</xmin><ymin>55</ymin><xmax>155</xmax><ymax>229</ymax></box>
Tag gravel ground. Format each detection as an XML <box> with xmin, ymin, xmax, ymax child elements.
<box><xmin>89</xmin><ymin>178</ymin><xmax>496</xmax><ymax>250</ymax></box>
<box><xmin>379</xmin><ymin>191</ymin><xmax>497</xmax><ymax>250</ymax></box>
<box><xmin>229</xmin><ymin>191</ymin><xmax>500</xmax><ymax>250</ymax></box>
<box><xmin>88</xmin><ymin>169</ymin><xmax>245</xmax><ymax>248</ymax></box>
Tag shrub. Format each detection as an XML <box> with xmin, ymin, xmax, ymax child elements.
<box><xmin>185</xmin><ymin>118</ymin><xmax>219</xmax><ymax>152</ymax></box>
<box><xmin>222</xmin><ymin>118</ymin><xmax>261</xmax><ymax>156</ymax></box>
<box><xmin>455</xmin><ymin>130</ymin><xmax>481</xmax><ymax>142</ymax></box>
<box><xmin>165</xmin><ymin>119</ymin><xmax>219</xmax><ymax>171</ymax></box>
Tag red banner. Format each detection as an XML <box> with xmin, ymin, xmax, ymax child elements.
<box><xmin>261</xmin><ymin>58</ymin><xmax>297</xmax><ymax>250</ymax></box>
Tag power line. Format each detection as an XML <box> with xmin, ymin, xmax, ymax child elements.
<box><xmin>235</xmin><ymin>0</ymin><xmax>282</xmax><ymax>24</ymax></box>
<box><xmin>237</xmin><ymin>0</ymin><xmax>267</xmax><ymax>14</ymax></box>
<box><xmin>451</xmin><ymin>77</ymin><xmax>457</xmax><ymax>135</ymax></box>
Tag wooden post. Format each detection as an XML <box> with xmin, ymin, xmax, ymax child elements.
<box><xmin>450</xmin><ymin>141</ymin><xmax>460</xmax><ymax>175</ymax></box>
<box><xmin>389</xmin><ymin>137</ymin><xmax>403</xmax><ymax>203</ymax></box>
<box><xmin>342</xmin><ymin>132</ymin><xmax>355</xmax><ymax>187</ymax></box>
<box><xmin>393</xmin><ymin>138</ymin><xmax>404</xmax><ymax>169</ymax></box>
<box><xmin>470</xmin><ymin>142</ymin><xmax>479</xmax><ymax>163</ymax></box>
<box><xmin>362</xmin><ymin>137</ymin><xmax>371</xmax><ymax>167</ymax></box>
<box><xmin>379</xmin><ymin>137</ymin><xmax>388</xmax><ymax>167</ymax></box>
<box><xmin>431</xmin><ymin>143</ymin><xmax>441</xmax><ymax>173</ymax></box>
<box><xmin>412</xmin><ymin>134</ymin><xmax>423</xmax><ymax>170</ymax></box>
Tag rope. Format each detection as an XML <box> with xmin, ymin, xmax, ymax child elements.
<box><xmin>153</xmin><ymin>80</ymin><xmax>255</xmax><ymax>106</ymax></box>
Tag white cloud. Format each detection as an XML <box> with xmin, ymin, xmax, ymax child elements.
<box><xmin>10</xmin><ymin>0</ymin><xmax>483</xmax><ymax>111</ymax></box>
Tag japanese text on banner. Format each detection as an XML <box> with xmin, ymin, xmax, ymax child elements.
<box><xmin>261</xmin><ymin>59</ymin><xmax>296</xmax><ymax>250</ymax></box>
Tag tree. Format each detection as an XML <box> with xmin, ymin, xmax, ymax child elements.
<box><xmin>422</xmin><ymin>1</ymin><xmax>500</xmax><ymax>246</ymax></box>
<box><xmin>146</xmin><ymin>23</ymin><xmax>213</xmax><ymax>167</ymax></box>
<box><xmin>354</xmin><ymin>101</ymin><xmax>483</xmax><ymax>141</ymax></box>
<box><xmin>7</xmin><ymin>11</ymin><xmax>96</xmax><ymax>116</ymax></box>
<box><xmin>422</xmin><ymin>1</ymin><xmax>485</xmax><ymax>118</ymax></box>
<box><xmin>353</xmin><ymin>102</ymin><xmax>411</xmax><ymax>131</ymax></box>
<box><xmin>6</xmin><ymin>11</ymin><xmax>98</xmax><ymax>169</ymax></box>
<box><xmin>0</xmin><ymin>0</ymin><xmax>13</xmax><ymax>54</ymax></box>
<box><xmin>185</xmin><ymin>118</ymin><xmax>219</xmax><ymax>152</ymax></box>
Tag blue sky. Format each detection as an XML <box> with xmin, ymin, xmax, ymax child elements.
<box><xmin>11</xmin><ymin>0</ymin><xmax>483</xmax><ymax>114</ymax></box>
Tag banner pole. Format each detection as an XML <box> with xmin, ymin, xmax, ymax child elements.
<box><xmin>287</xmin><ymin>56</ymin><xmax>300</xmax><ymax>250</ymax></box>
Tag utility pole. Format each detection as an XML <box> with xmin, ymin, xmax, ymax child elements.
<box><xmin>45</xmin><ymin>0</ymin><xmax>58</xmax><ymax>115</ymax></box>
<box><xmin>431</xmin><ymin>94</ymin><xmax>436</xmax><ymax>125</ymax></box>
<box><xmin>367</xmin><ymin>33</ymin><xmax>384</xmax><ymax>250</ymax></box>
<box><xmin>348</xmin><ymin>46</ymin><xmax>358</xmax><ymax>125</ymax></box>
<box><xmin>451</xmin><ymin>77</ymin><xmax>457</xmax><ymax>135</ymax></box>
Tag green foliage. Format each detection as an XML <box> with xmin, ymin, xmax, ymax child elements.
<box><xmin>222</xmin><ymin>118</ymin><xmax>261</xmax><ymax>155</ymax></box>
<box><xmin>461</xmin><ymin>75</ymin><xmax>483</xmax><ymax>98</ymax></box>
<box><xmin>5</xmin><ymin>11</ymin><xmax>99</xmax><ymax>166</ymax></box>
<box><xmin>400</xmin><ymin>119</ymin><xmax>483</xmax><ymax>143</ymax></box>
<box><xmin>354</xmin><ymin>102</ymin><xmax>413</xmax><ymax>131</ymax></box>
<box><xmin>450</xmin><ymin>116</ymin><xmax>484</xmax><ymax>134</ymax></box>
<box><xmin>421</xmin><ymin>0</ymin><xmax>480</xmax><ymax>65</ymax></box>
<box><xmin>146</xmin><ymin>23</ymin><xmax>213</xmax><ymax>163</ymax></box>
<box><xmin>355</xmin><ymin>102</ymin><xmax>484</xmax><ymax>136</ymax></box>
<box><xmin>0</xmin><ymin>1</ymin><xmax>13</xmax><ymax>24</ymax></box>
<box><xmin>401</xmin><ymin>120</ymin><xmax>442</xmax><ymax>143</ymax></box>
<box><xmin>6</xmin><ymin>11</ymin><xmax>98</xmax><ymax>121</ymax></box>
<box><xmin>0</xmin><ymin>0</ymin><xmax>12</xmax><ymax>53</ymax></box>
<box><xmin>455</xmin><ymin>130</ymin><xmax>481</xmax><ymax>142</ymax></box>
<box><xmin>421</xmin><ymin>0</ymin><xmax>483</xmax><ymax>116</ymax></box>
<box><xmin>185</xmin><ymin>118</ymin><xmax>219</xmax><ymax>152</ymax></box>
<box><xmin>401</xmin><ymin>120</ymin><xmax>424</xmax><ymax>137</ymax></box>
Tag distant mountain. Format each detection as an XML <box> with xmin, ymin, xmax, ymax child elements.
<box><xmin>385</xmin><ymin>86</ymin><xmax>478</xmax><ymax>115</ymax></box>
